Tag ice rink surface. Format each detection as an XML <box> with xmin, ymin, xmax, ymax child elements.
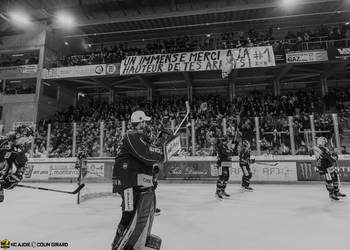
<box><xmin>1</xmin><ymin>182</ymin><xmax>349</xmax><ymax>250</ymax></box>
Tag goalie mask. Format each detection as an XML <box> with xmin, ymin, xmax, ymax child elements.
<box><xmin>316</xmin><ymin>137</ymin><xmax>328</xmax><ymax>147</ymax></box>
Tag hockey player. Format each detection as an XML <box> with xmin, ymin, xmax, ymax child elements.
<box><xmin>215</xmin><ymin>137</ymin><xmax>234</xmax><ymax>199</ymax></box>
<box><xmin>239</xmin><ymin>140</ymin><xmax>255</xmax><ymax>191</ymax></box>
<box><xmin>112</xmin><ymin>111</ymin><xmax>165</xmax><ymax>250</ymax></box>
<box><xmin>314</xmin><ymin>137</ymin><xmax>346</xmax><ymax>200</ymax></box>
<box><xmin>0</xmin><ymin>125</ymin><xmax>33</xmax><ymax>202</ymax></box>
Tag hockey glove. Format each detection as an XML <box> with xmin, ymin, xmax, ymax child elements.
<box><xmin>4</xmin><ymin>174</ymin><xmax>21</xmax><ymax>189</ymax></box>
<box><xmin>112</xmin><ymin>180</ymin><xmax>118</xmax><ymax>194</ymax></box>
<box><xmin>153</xmin><ymin>180</ymin><xmax>158</xmax><ymax>190</ymax></box>
<box><xmin>251</xmin><ymin>159</ymin><xmax>255</xmax><ymax>164</ymax></box>
<box><xmin>153</xmin><ymin>164</ymin><xmax>160</xmax><ymax>174</ymax></box>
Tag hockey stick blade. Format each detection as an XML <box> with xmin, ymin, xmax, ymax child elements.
<box><xmin>17</xmin><ymin>184</ymin><xmax>85</xmax><ymax>195</ymax></box>
<box><xmin>255</xmin><ymin>162</ymin><xmax>279</xmax><ymax>166</ymax></box>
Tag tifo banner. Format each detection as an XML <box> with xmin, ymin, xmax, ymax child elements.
<box><xmin>286</xmin><ymin>50</ymin><xmax>328</xmax><ymax>63</ymax></box>
<box><xmin>327</xmin><ymin>47</ymin><xmax>350</xmax><ymax>61</ymax></box>
<box><xmin>12</xmin><ymin>121</ymin><xmax>34</xmax><ymax>130</ymax></box>
<box><xmin>106</xmin><ymin>63</ymin><xmax>121</xmax><ymax>75</ymax></box>
<box><xmin>296</xmin><ymin>161</ymin><xmax>350</xmax><ymax>181</ymax></box>
<box><xmin>0</xmin><ymin>64</ymin><xmax>38</xmax><ymax>78</ymax></box>
<box><xmin>120</xmin><ymin>46</ymin><xmax>275</xmax><ymax>76</ymax></box>
<box><xmin>42</xmin><ymin>64</ymin><xmax>106</xmax><ymax>79</ymax></box>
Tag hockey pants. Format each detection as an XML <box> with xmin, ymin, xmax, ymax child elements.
<box><xmin>240</xmin><ymin>164</ymin><xmax>252</xmax><ymax>188</ymax></box>
<box><xmin>217</xmin><ymin>166</ymin><xmax>229</xmax><ymax>193</ymax></box>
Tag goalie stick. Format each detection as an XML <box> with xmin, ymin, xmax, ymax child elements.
<box><xmin>17</xmin><ymin>183</ymin><xmax>85</xmax><ymax>195</ymax></box>
<box><xmin>173</xmin><ymin>101</ymin><xmax>190</xmax><ymax>135</ymax></box>
<box><xmin>255</xmin><ymin>162</ymin><xmax>279</xmax><ymax>166</ymax></box>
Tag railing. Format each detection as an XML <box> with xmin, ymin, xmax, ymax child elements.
<box><xmin>31</xmin><ymin>113</ymin><xmax>350</xmax><ymax>158</ymax></box>
<box><xmin>46</xmin><ymin>38</ymin><xmax>350</xmax><ymax>68</ymax></box>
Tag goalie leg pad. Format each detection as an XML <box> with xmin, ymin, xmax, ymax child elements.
<box><xmin>0</xmin><ymin>183</ymin><xmax>4</xmax><ymax>203</ymax></box>
<box><xmin>112</xmin><ymin>188</ymin><xmax>158</xmax><ymax>250</ymax></box>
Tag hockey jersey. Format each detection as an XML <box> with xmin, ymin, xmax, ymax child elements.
<box><xmin>113</xmin><ymin>130</ymin><xmax>164</xmax><ymax>192</ymax></box>
<box><xmin>314</xmin><ymin>146</ymin><xmax>337</xmax><ymax>171</ymax></box>
<box><xmin>216</xmin><ymin>141</ymin><xmax>232</xmax><ymax>165</ymax></box>
<box><xmin>239</xmin><ymin>148</ymin><xmax>251</xmax><ymax>166</ymax></box>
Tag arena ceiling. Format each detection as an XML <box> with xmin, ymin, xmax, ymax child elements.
<box><xmin>1</xmin><ymin>0</ymin><xmax>350</xmax><ymax>95</ymax></box>
<box><xmin>0</xmin><ymin>0</ymin><xmax>348</xmax><ymax>42</ymax></box>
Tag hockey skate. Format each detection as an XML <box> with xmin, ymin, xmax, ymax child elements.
<box><xmin>222</xmin><ymin>191</ymin><xmax>230</xmax><ymax>198</ymax></box>
<box><xmin>241</xmin><ymin>186</ymin><xmax>253</xmax><ymax>192</ymax></box>
<box><xmin>155</xmin><ymin>208</ymin><xmax>161</xmax><ymax>216</ymax></box>
<box><xmin>329</xmin><ymin>192</ymin><xmax>340</xmax><ymax>201</ymax></box>
<box><xmin>335</xmin><ymin>191</ymin><xmax>346</xmax><ymax>198</ymax></box>
<box><xmin>215</xmin><ymin>190</ymin><xmax>224</xmax><ymax>199</ymax></box>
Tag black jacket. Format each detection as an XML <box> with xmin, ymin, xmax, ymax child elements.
<box><xmin>0</xmin><ymin>139</ymin><xmax>27</xmax><ymax>180</ymax></box>
<box><xmin>113</xmin><ymin>130</ymin><xmax>164</xmax><ymax>191</ymax></box>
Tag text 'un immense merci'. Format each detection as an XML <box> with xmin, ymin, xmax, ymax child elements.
<box><xmin>121</xmin><ymin>50</ymin><xmax>250</xmax><ymax>74</ymax></box>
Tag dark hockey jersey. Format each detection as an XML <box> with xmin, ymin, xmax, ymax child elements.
<box><xmin>239</xmin><ymin>148</ymin><xmax>251</xmax><ymax>166</ymax></box>
<box><xmin>216</xmin><ymin>141</ymin><xmax>232</xmax><ymax>165</ymax></box>
<box><xmin>314</xmin><ymin>146</ymin><xmax>336</xmax><ymax>171</ymax></box>
<box><xmin>0</xmin><ymin>139</ymin><xmax>28</xmax><ymax>179</ymax></box>
<box><xmin>113</xmin><ymin>130</ymin><xmax>164</xmax><ymax>191</ymax></box>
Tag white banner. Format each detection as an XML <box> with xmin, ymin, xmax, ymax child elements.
<box><xmin>286</xmin><ymin>50</ymin><xmax>328</xmax><ymax>63</ymax></box>
<box><xmin>120</xmin><ymin>46</ymin><xmax>275</xmax><ymax>76</ymax></box>
<box><xmin>211</xmin><ymin>162</ymin><xmax>298</xmax><ymax>182</ymax></box>
<box><xmin>86</xmin><ymin>162</ymin><xmax>104</xmax><ymax>178</ymax></box>
<box><xmin>49</xmin><ymin>164</ymin><xmax>78</xmax><ymax>178</ymax></box>
<box><xmin>42</xmin><ymin>64</ymin><xmax>106</xmax><ymax>79</ymax></box>
<box><xmin>13</xmin><ymin>121</ymin><xmax>34</xmax><ymax>130</ymax></box>
<box><xmin>22</xmin><ymin>64</ymin><xmax>38</xmax><ymax>73</ymax></box>
<box><xmin>165</xmin><ymin>136</ymin><xmax>181</xmax><ymax>161</ymax></box>
<box><xmin>23</xmin><ymin>164</ymin><xmax>49</xmax><ymax>181</ymax></box>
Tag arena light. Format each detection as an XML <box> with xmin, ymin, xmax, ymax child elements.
<box><xmin>8</xmin><ymin>10</ymin><xmax>32</xmax><ymax>26</ymax></box>
<box><xmin>64</xmin><ymin>41</ymin><xmax>69</xmax><ymax>46</ymax></box>
<box><xmin>281</xmin><ymin>0</ymin><xmax>301</xmax><ymax>8</ymax></box>
<box><xmin>56</xmin><ymin>12</ymin><xmax>75</xmax><ymax>28</ymax></box>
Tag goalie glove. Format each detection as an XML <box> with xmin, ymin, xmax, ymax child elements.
<box><xmin>4</xmin><ymin>174</ymin><xmax>21</xmax><ymax>189</ymax></box>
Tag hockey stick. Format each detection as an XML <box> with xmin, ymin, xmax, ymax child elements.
<box><xmin>255</xmin><ymin>162</ymin><xmax>279</xmax><ymax>166</ymax></box>
<box><xmin>17</xmin><ymin>183</ymin><xmax>85</xmax><ymax>195</ymax></box>
<box><xmin>174</xmin><ymin>101</ymin><xmax>190</xmax><ymax>135</ymax></box>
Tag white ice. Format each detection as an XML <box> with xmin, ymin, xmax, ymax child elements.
<box><xmin>1</xmin><ymin>183</ymin><xmax>349</xmax><ymax>250</ymax></box>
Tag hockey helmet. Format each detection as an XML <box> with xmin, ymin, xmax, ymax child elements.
<box><xmin>316</xmin><ymin>137</ymin><xmax>328</xmax><ymax>147</ymax></box>
<box><xmin>13</xmin><ymin>125</ymin><xmax>34</xmax><ymax>152</ymax></box>
<box><xmin>242</xmin><ymin>140</ymin><xmax>250</xmax><ymax>149</ymax></box>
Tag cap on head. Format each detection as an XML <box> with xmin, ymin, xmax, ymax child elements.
<box><xmin>131</xmin><ymin>111</ymin><xmax>151</xmax><ymax>123</ymax></box>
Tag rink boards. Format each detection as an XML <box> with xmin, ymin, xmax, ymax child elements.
<box><xmin>23</xmin><ymin>155</ymin><xmax>350</xmax><ymax>183</ymax></box>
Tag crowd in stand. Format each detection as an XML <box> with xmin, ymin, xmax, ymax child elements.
<box><xmin>4</xmin><ymin>84</ymin><xmax>36</xmax><ymax>95</ymax></box>
<box><xmin>52</xmin><ymin>24</ymin><xmax>350</xmax><ymax>67</ymax></box>
<box><xmin>0</xmin><ymin>55</ymin><xmax>38</xmax><ymax>67</ymax></box>
<box><xmin>32</xmin><ymin>89</ymin><xmax>350</xmax><ymax>158</ymax></box>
